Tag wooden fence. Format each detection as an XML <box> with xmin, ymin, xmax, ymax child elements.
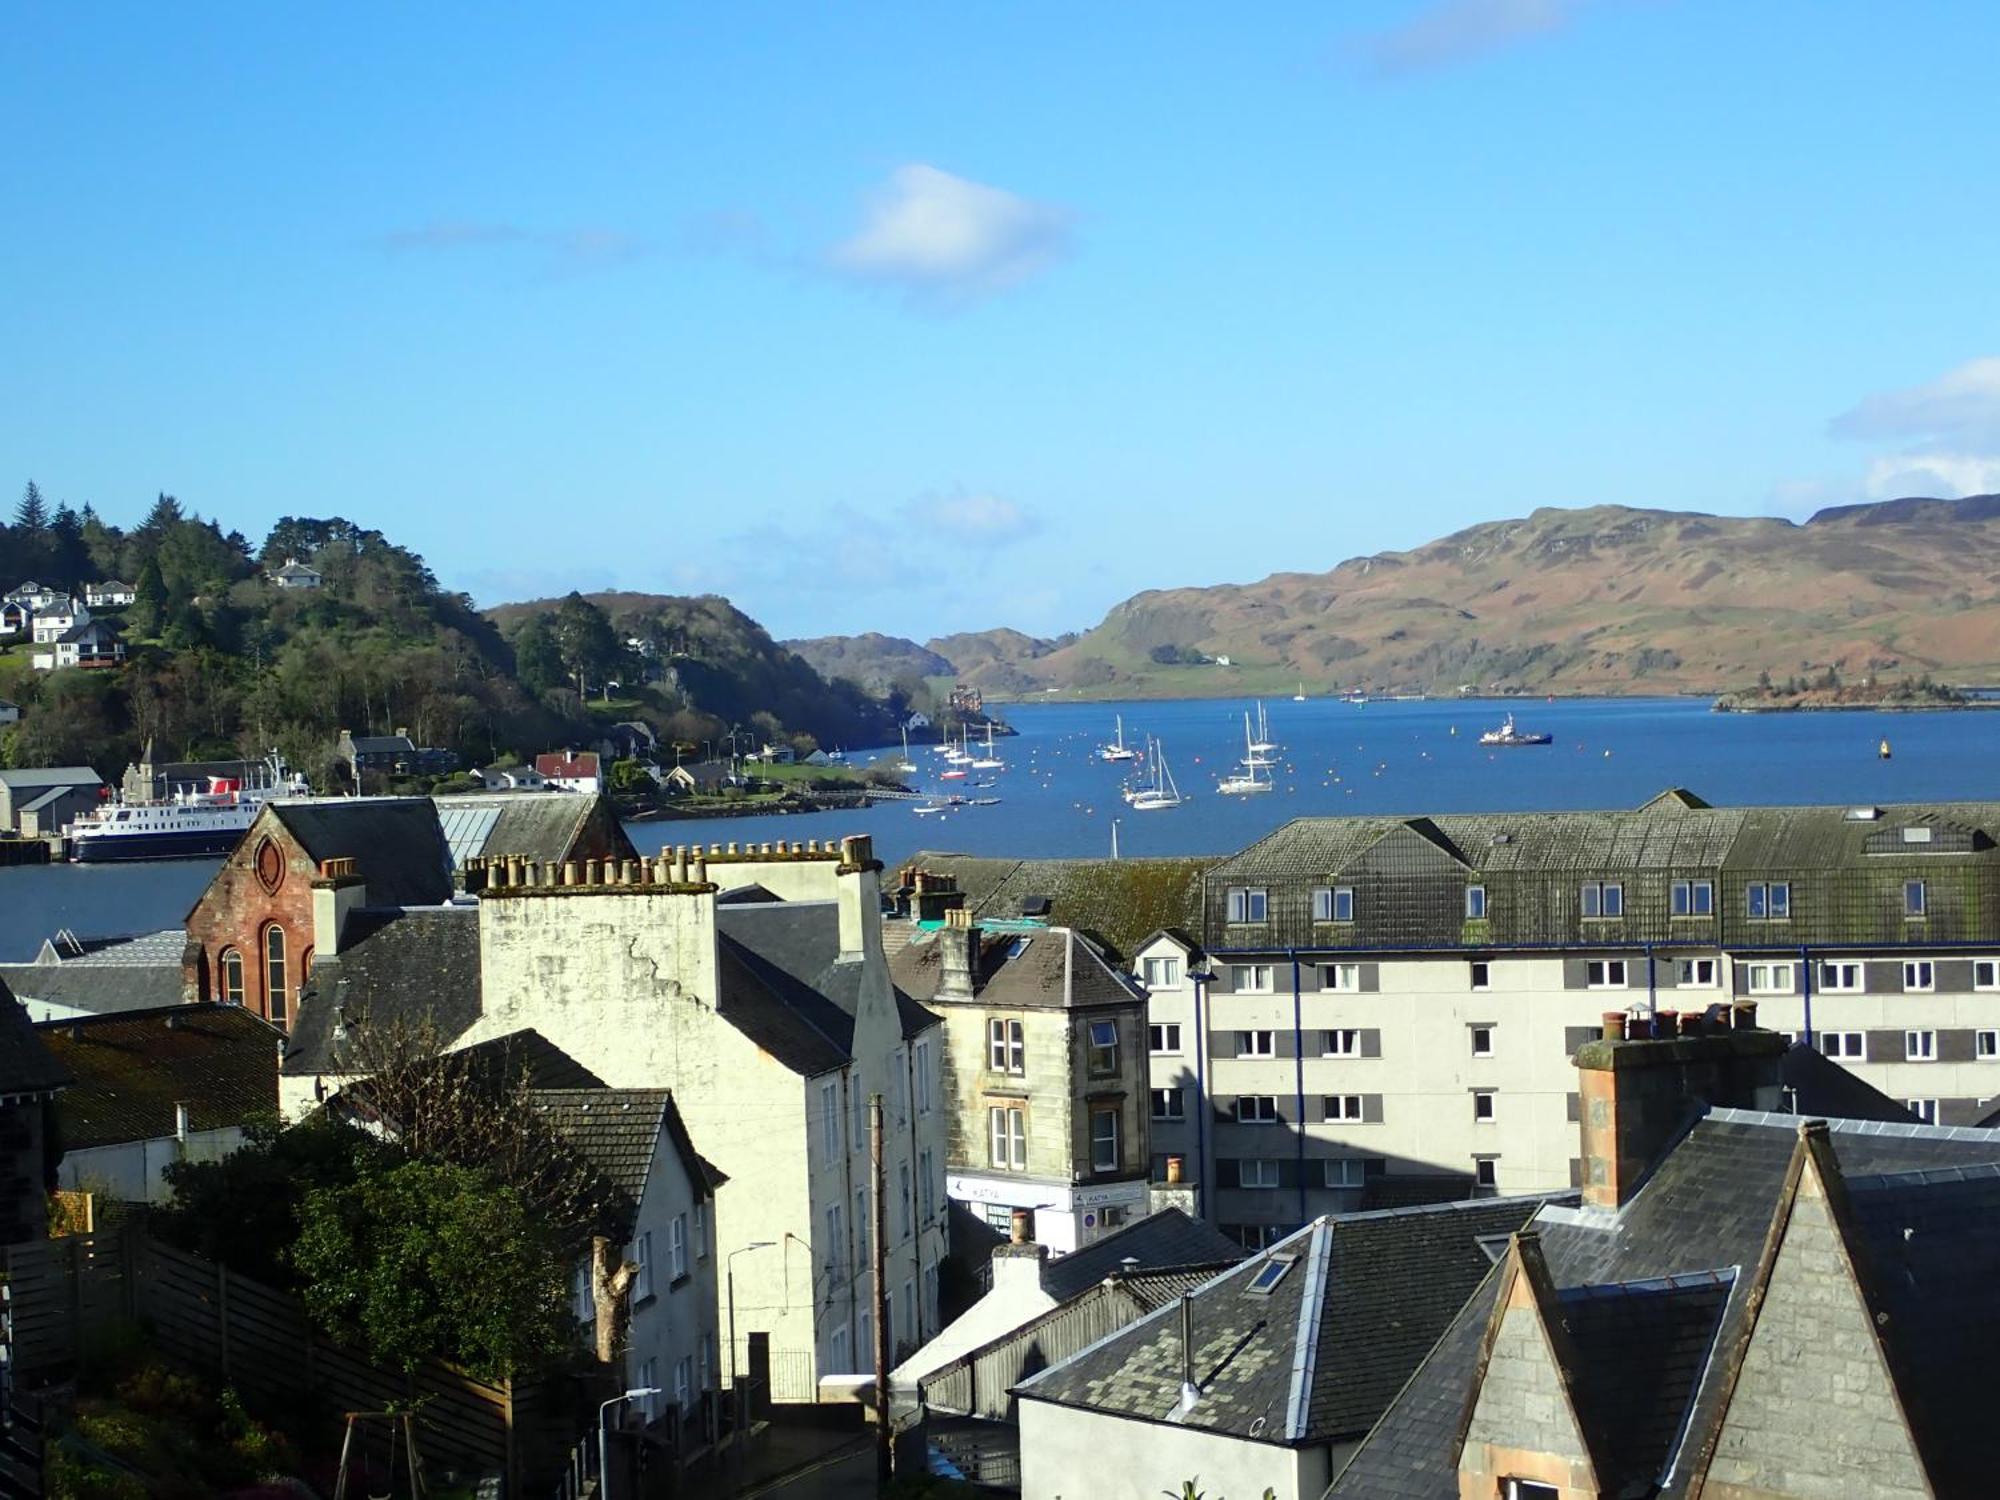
<box><xmin>3</xmin><ymin>1225</ymin><xmax>605</xmax><ymax>1495</ymax></box>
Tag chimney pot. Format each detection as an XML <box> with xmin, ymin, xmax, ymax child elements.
<box><xmin>1010</xmin><ymin>1207</ymin><xmax>1031</xmax><ymax>1245</ymax></box>
<box><xmin>1165</xmin><ymin>1154</ymin><xmax>1184</xmax><ymax>1185</ymax></box>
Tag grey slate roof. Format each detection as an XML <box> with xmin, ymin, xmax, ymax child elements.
<box><xmin>1016</xmin><ymin>1193</ymin><xmax>1560</xmax><ymax>1446</ymax></box>
<box><xmin>0</xmin><ymin>767</ymin><xmax>101</xmax><ymax>792</ymax></box>
<box><xmin>434</xmin><ymin>792</ymin><xmax>636</xmax><ymax>869</ymax></box>
<box><xmin>890</xmin><ymin>923</ymin><xmax>1144</xmax><ymax>1014</ymax></box>
<box><xmin>268</xmin><ymin>800</ymin><xmax>454</xmax><ymax>907</ymax></box>
<box><xmin>897</xmin><ymin>853</ymin><xmax>1218</xmax><ymax>963</ymax></box>
<box><xmin>0</xmin><ymin>932</ymin><xmax>186</xmax><ymax>1016</ymax></box>
<box><xmin>282</xmin><ymin>904</ymin><xmax>482</xmax><ymax>1076</ymax></box>
<box><xmin>0</xmin><ymin>982</ymin><xmax>73</xmax><ymax>1099</ymax></box>
<box><xmin>1778</xmin><ymin>1040</ymin><xmax>1918</xmax><ymax>1123</ymax></box>
<box><xmin>716</xmin><ymin>900</ymin><xmax>940</xmax><ymax>1063</ymax></box>
<box><xmin>40</xmin><ymin>1004</ymin><xmax>281</xmax><ymax>1149</ymax></box>
<box><xmin>530</xmin><ymin>1088</ymin><xmax>720</xmax><ymax>1214</ymax></box>
<box><xmin>1328</xmin><ymin>1109</ymin><xmax>2000</xmax><ymax>1498</ymax></box>
<box><xmin>1040</xmin><ymin>1207</ymin><xmax>1244</xmax><ymax>1303</ymax></box>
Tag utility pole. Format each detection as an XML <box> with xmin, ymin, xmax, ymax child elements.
<box><xmin>870</xmin><ymin>1092</ymin><xmax>892</xmax><ymax>1486</ymax></box>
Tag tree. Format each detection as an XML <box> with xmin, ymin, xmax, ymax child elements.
<box><xmin>552</xmin><ymin>593</ymin><xmax>620</xmax><ymax>697</ymax></box>
<box><xmin>14</xmin><ymin>480</ymin><xmax>46</xmax><ymax>534</ymax></box>
<box><xmin>292</xmin><ymin>1158</ymin><xmax>570</xmax><ymax>1381</ymax></box>
<box><xmin>131</xmin><ymin>555</ymin><xmax>167</xmax><ymax>638</ymax></box>
<box><xmin>511</xmin><ymin>615</ymin><xmax>566</xmax><ymax>696</ymax></box>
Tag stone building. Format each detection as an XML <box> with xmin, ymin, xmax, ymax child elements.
<box><xmin>442</xmin><ymin>837</ymin><xmax>949</xmax><ymax>1397</ymax></box>
<box><xmin>889</xmin><ymin>894</ymin><xmax>1153</xmax><ymax>1252</ymax></box>
<box><xmin>0</xmin><ymin>980</ymin><xmax>72</xmax><ymax>1244</ymax></box>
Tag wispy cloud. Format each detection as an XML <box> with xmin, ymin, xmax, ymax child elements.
<box><xmin>378</xmin><ymin>219</ymin><xmax>651</xmax><ymax>274</ymax></box>
<box><xmin>827</xmin><ymin>165</ymin><xmax>1072</xmax><ymax>310</ymax></box>
<box><xmin>908</xmin><ymin>491</ymin><xmax>1041</xmax><ymax>542</ymax></box>
<box><xmin>1354</xmin><ymin>0</ymin><xmax>1587</xmax><ymax>76</ymax></box>
<box><xmin>1831</xmin><ymin>357</ymin><xmax>2000</xmax><ymax>499</ymax></box>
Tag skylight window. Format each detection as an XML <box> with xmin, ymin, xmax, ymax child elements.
<box><xmin>1245</xmin><ymin>1255</ymin><xmax>1297</xmax><ymax>1296</ymax></box>
<box><xmin>1007</xmin><ymin>936</ymin><xmax>1034</xmax><ymax>958</ymax></box>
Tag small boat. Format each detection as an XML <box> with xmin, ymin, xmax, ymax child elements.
<box><xmin>1129</xmin><ymin>738</ymin><xmax>1184</xmax><ymax>810</ymax></box>
<box><xmin>1478</xmin><ymin>713</ymin><xmax>1553</xmax><ymax>747</ymax></box>
<box><xmin>889</xmin><ymin>727</ymin><xmax>917</xmax><ymax>774</ymax></box>
<box><xmin>971</xmin><ymin>722</ymin><xmax>1004</xmax><ymax>770</ymax></box>
<box><xmin>911</xmin><ymin>802</ymin><xmax>951</xmax><ymax>816</ymax></box>
<box><xmin>1343</xmin><ymin>690</ymin><xmax>1369</xmax><ymax>705</ymax></box>
<box><xmin>1248</xmin><ymin>702</ymin><xmax>1279</xmax><ymax>755</ymax></box>
<box><xmin>940</xmin><ymin>767</ymin><xmax>967</xmax><ymax>781</ymax></box>
<box><xmin>1098</xmin><ymin>714</ymin><xmax>1140</xmax><ymax>763</ymax></box>
<box><xmin>1879</xmin><ymin>738</ymin><xmax>1893</xmax><ymax>760</ymax></box>
<box><xmin>1217</xmin><ymin>715</ymin><xmax>1275</xmax><ymax>795</ymax></box>
<box><xmin>1292</xmin><ymin>680</ymin><xmax>1307</xmax><ymax>702</ymax></box>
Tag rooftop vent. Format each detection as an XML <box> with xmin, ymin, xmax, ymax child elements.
<box><xmin>1020</xmin><ymin>895</ymin><xmax>1052</xmax><ymax>918</ymax></box>
<box><xmin>1845</xmin><ymin>806</ymin><xmax>1882</xmax><ymax>821</ymax></box>
<box><xmin>1490</xmin><ymin>833</ymin><xmax>1513</xmax><ymax>846</ymax></box>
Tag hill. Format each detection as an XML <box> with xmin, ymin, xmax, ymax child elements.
<box><xmin>781</xmin><ymin>631</ymin><xmax>953</xmax><ymax>697</ymax></box>
<box><xmin>920</xmin><ymin>496</ymin><xmax>2000</xmax><ymax>698</ymax></box>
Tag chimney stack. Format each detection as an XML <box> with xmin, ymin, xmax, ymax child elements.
<box><xmin>311</xmin><ymin>857</ymin><xmax>367</xmax><ymax>961</ymax></box>
<box><xmin>1575</xmin><ymin>1026</ymin><xmax>1787</xmax><ymax>1209</ymax></box>
<box><xmin>937</xmin><ymin>905</ymin><xmax>978</xmax><ymax>1001</ymax></box>
<box><xmin>990</xmin><ymin>1208</ymin><xmax>1048</xmax><ymax>1293</ymax></box>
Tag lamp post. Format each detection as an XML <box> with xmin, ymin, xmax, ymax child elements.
<box><xmin>598</xmin><ymin>1387</ymin><xmax>659</xmax><ymax>1500</ymax></box>
<box><xmin>727</xmin><ymin>1240</ymin><xmax>777</xmax><ymax>1399</ymax></box>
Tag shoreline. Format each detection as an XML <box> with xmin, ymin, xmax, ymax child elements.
<box><xmin>1711</xmin><ymin>700</ymin><xmax>2000</xmax><ymax>714</ymax></box>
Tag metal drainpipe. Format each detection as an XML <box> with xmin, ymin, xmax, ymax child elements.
<box><xmin>1192</xmin><ymin>972</ymin><xmax>1210</xmax><ymax>1218</ymax></box>
<box><xmin>1645</xmin><ymin>941</ymin><xmax>1657</xmax><ymax>1019</ymax></box>
<box><xmin>1799</xmin><ymin>943</ymin><xmax>1814</xmax><ymax>1048</ymax></box>
<box><xmin>1290</xmin><ymin>949</ymin><xmax>1306</xmax><ymax>1225</ymax></box>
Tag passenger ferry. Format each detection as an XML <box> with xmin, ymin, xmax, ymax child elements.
<box><xmin>66</xmin><ymin>757</ymin><xmax>309</xmax><ymax>862</ymax></box>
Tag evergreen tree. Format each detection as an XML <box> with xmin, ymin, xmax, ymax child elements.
<box><xmin>139</xmin><ymin>492</ymin><xmax>184</xmax><ymax>537</ymax></box>
<box><xmin>132</xmin><ymin>554</ymin><xmax>168</xmax><ymax>638</ymax></box>
<box><xmin>14</xmin><ymin>481</ymin><xmax>47</xmax><ymax>534</ymax></box>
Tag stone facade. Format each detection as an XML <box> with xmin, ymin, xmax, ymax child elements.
<box><xmin>183</xmin><ymin>821</ymin><xmax>324</xmax><ymax>1027</ymax></box>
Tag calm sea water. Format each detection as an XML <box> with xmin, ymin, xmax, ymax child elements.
<box><xmin>3</xmin><ymin>696</ymin><xmax>1992</xmax><ymax>960</ymax></box>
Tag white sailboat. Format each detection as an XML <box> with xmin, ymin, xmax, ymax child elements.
<box><xmin>944</xmin><ymin>725</ymin><xmax>973</xmax><ymax>766</ymax></box>
<box><xmin>889</xmin><ymin>726</ymin><xmax>917</xmax><ymax>774</ymax></box>
<box><xmin>1217</xmin><ymin>714</ymin><xmax>1275</xmax><ymax>795</ymax></box>
<box><xmin>1129</xmin><ymin>738</ymin><xmax>1184</xmax><ymax>810</ymax></box>
<box><xmin>1098</xmin><ymin>714</ymin><xmax>1140</xmax><ymax>762</ymax></box>
<box><xmin>971</xmin><ymin>721</ymin><xmax>1004</xmax><ymax>770</ymax></box>
<box><xmin>1292</xmin><ymin>680</ymin><xmax>1307</xmax><ymax>702</ymax></box>
<box><xmin>1248</xmin><ymin>701</ymin><xmax>1279</xmax><ymax>755</ymax></box>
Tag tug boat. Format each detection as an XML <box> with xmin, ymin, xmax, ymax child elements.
<box><xmin>1477</xmin><ymin>714</ymin><xmax>1553</xmax><ymax>747</ymax></box>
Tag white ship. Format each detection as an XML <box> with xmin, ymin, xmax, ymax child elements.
<box><xmin>66</xmin><ymin>754</ymin><xmax>309</xmax><ymax>862</ymax></box>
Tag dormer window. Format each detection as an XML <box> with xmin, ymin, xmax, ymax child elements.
<box><xmin>1902</xmin><ymin>825</ymin><xmax>1934</xmax><ymax>844</ymax></box>
<box><xmin>1226</xmin><ymin>887</ymin><xmax>1268</xmax><ymax>923</ymax></box>
<box><xmin>1578</xmin><ymin>881</ymin><xmax>1622</xmax><ymax>918</ymax></box>
<box><xmin>1313</xmin><ymin>886</ymin><xmax>1355</xmax><ymax>923</ymax></box>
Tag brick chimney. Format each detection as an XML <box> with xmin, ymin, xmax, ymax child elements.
<box><xmin>937</xmin><ymin>906</ymin><xmax>978</xmax><ymax>1001</ymax></box>
<box><xmin>1576</xmin><ymin>1027</ymin><xmax>1788</xmax><ymax>1209</ymax></box>
<box><xmin>913</xmin><ymin>872</ymin><xmax>966</xmax><ymax>924</ymax></box>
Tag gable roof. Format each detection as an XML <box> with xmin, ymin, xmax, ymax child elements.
<box><xmin>39</xmin><ymin>1004</ymin><xmax>281</xmax><ymax>1149</ymax></box>
<box><xmin>0</xmin><ymin>982</ymin><xmax>74</xmax><ymax>1099</ymax></box>
<box><xmin>888</xmin><ymin>923</ymin><xmax>1143</xmax><ymax>1013</ymax></box>
<box><xmin>266</xmin><ymin>800</ymin><xmax>454</xmax><ymax>907</ymax></box>
<box><xmin>1328</xmin><ymin>1109</ymin><xmax>2000</xmax><ymax>1498</ymax></box>
<box><xmin>433</xmin><ymin>792</ymin><xmax>636</xmax><ymax>870</ymax></box>
<box><xmin>718</xmin><ymin>900</ymin><xmax>940</xmax><ymax>1049</ymax></box>
<box><xmin>0</xmin><ymin>929</ymin><xmax>187</xmax><ymax>1017</ymax></box>
<box><xmin>535</xmin><ymin>751</ymin><xmax>600</xmax><ymax>779</ymax></box>
<box><xmin>1040</xmin><ymin>1207</ymin><xmax>1244</xmax><ymax>1303</ymax></box>
<box><xmin>0</xmin><ymin>767</ymin><xmax>102</xmax><ymax>792</ymax></box>
<box><xmin>531</xmin><ymin>1088</ymin><xmax>722</xmax><ymax>1214</ymax></box>
<box><xmin>1016</xmin><ymin>1193</ymin><xmax>1561</xmax><ymax>1446</ymax></box>
<box><xmin>282</xmin><ymin>904</ymin><xmax>482</xmax><ymax>1076</ymax></box>
<box><xmin>896</xmin><ymin>853</ymin><xmax>1219</xmax><ymax>963</ymax></box>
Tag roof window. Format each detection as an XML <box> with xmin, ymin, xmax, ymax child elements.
<box><xmin>1844</xmin><ymin>806</ymin><xmax>1881</xmax><ymax>821</ymax></box>
<box><xmin>1245</xmin><ymin>1255</ymin><xmax>1297</xmax><ymax>1296</ymax></box>
<box><xmin>1007</xmin><ymin>936</ymin><xmax>1034</xmax><ymax>959</ymax></box>
<box><xmin>1901</xmin><ymin>825</ymin><xmax>1934</xmax><ymax>844</ymax></box>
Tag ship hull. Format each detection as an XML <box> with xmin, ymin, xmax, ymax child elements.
<box><xmin>71</xmin><ymin>826</ymin><xmax>251</xmax><ymax>862</ymax></box>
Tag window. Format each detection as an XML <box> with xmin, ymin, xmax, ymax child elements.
<box><xmin>633</xmin><ymin>1232</ymin><xmax>654</xmax><ymax>1301</ymax></box>
<box><xmin>830</xmin><ymin>1327</ymin><xmax>850</xmax><ymax>1375</ymax></box>
<box><xmin>1905</xmin><ymin>1030</ymin><xmax>1937</xmax><ymax>1062</ymax></box>
<box><xmin>853</xmin><ymin>1081</ymin><xmax>868</xmax><ymax>1156</ymax></box>
<box><xmin>988</xmin><ymin>1018</ymin><xmax>1026</xmax><ymax>1074</ymax></box>
<box><xmin>1579</xmin><ymin>881</ymin><xmax>1623</xmax><ymax>918</ymax></box>
<box><xmin>1233</xmin><ymin>1095</ymin><xmax>1278</xmax><ymax>1124</ymax></box>
<box><xmin>1905</xmin><ymin>880</ymin><xmax>1927</xmax><ymax>917</ymax></box>
<box><xmin>898</xmin><ymin>1162</ymin><xmax>912</xmax><ymax>1239</ymax></box>
<box><xmin>1142</xmin><ymin>956</ymin><xmax>1181</xmax><ymax>988</ymax></box>
<box><xmin>1821</xmin><ymin>1032</ymin><xmax>1865</xmax><ymax>1061</ymax></box>
<box><xmin>1908</xmin><ymin>1099</ymin><xmax>1939</xmax><ymax>1125</ymax></box>
<box><xmin>1470</xmin><ymin>1025</ymin><xmax>1494</xmax><ymax>1058</ymax></box>
<box><xmin>825</xmin><ymin>1204</ymin><xmax>845</xmax><ymax>1281</ymax></box>
<box><xmin>694</xmin><ymin>1203</ymin><xmax>707</xmax><ymax>1260</ymax></box>
<box><xmin>1676</xmin><ymin>958</ymin><xmax>1717</xmax><ymax>988</ymax></box>
<box><xmin>1586</xmin><ymin>959</ymin><xmax>1628</xmax><ymax>989</ymax></box>
<box><xmin>571</xmin><ymin>1262</ymin><xmax>593</xmax><ymax>1324</ymax></box>
<box><xmin>637</xmin><ymin>1358</ymin><xmax>659</xmax><ymax>1422</ymax></box>
<box><xmin>1232</xmin><ymin>964</ymin><xmax>1275</xmax><ymax>993</ymax></box>
<box><xmin>1901</xmin><ymin>824</ymin><xmax>1934</xmax><ymax>844</ymax></box>
<box><xmin>856</xmin><ymin>1310</ymin><xmax>871</xmax><ymax>1373</ymax></box>
<box><xmin>1324</xmin><ymin>1094</ymin><xmax>1364</xmax><ymax>1122</ymax></box>
<box><xmin>1088</xmin><ymin>1019</ymin><xmax>1121</xmax><ymax>1075</ymax></box>
<box><xmin>1746</xmin><ymin>962</ymin><xmax>1795</xmax><ymax>994</ymax></box>
<box><xmin>1978</xmin><ymin>961</ymin><xmax>2000</xmax><ymax>992</ymax></box>
<box><xmin>1505</xmin><ymin>1480</ymin><xmax>1560</xmax><ymax>1500</ymax></box>
<box><xmin>820</xmin><ymin>1082</ymin><xmax>841</xmax><ymax>1161</ymax></box>
<box><xmin>914</xmin><ymin>1040</ymin><xmax>934</xmax><ymax>1115</ymax></box>
<box><xmin>899</xmin><ymin>1281</ymin><xmax>915</xmax><ymax>1355</ymax></box>
<box><xmin>918</xmin><ymin>1148</ymin><xmax>936</xmax><ymax>1221</ymax></box>
<box><xmin>700</xmin><ymin>1334</ymin><xmax>713</xmax><ymax>1401</ymax></box>
<box><xmin>1322</xmin><ymin>1028</ymin><xmax>1361</xmax><ymax>1058</ymax></box>
<box><xmin>1980</xmin><ymin>1031</ymin><xmax>2000</xmax><ymax>1061</ymax></box>
<box><xmin>1322</xmin><ymin>962</ymin><xmax>1360</xmax><ymax>992</ymax></box>
<box><xmin>856</xmin><ymin>1189</ymin><xmax>868</xmax><ymax>1264</ymax></box>
<box><xmin>1473</xmin><ymin>1157</ymin><xmax>1499</xmax><ymax>1189</ymax></box>
<box><xmin>263</xmin><ymin>924</ymin><xmax>288</xmax><ymax>1025</ymax></box>
<box><xmin>1245</xmin><ymin>1255</ymin><xmax>1295</xmax><ymax>1292</ymax></box>
<box><xmin>1818</xmin><ymin>961</ymin><xmax>1864</xmax><ymax>993</ymax></box>
<box><xmin>1149</xmin><ymin>1022</ymin><xmax>1183</xmax><ymax>1054</ymax></box>
<box><xmin>1671</xmin><ymin>880</ymin><xmax>1715</xmax><ymax>917</ymax></box>
<box><xmin>1469</xmin><ymin>960</ymin><xmax>1491</xmax><ymax>991</ymax></box>
<box><xmin>669</xmin><ymin>1214</ymin><xmax>688</xmax><ymax>1282</ymax></box>
<box><xmin>891</xmin><ymin>1052</ymin><xmax>908</xmax><ymax>1122</ymax></box>
<box><xmin>674</xmin><ymin>1355</ymin><xmax>692</xmax><ymax>1415</ymax></box>
<box><xmin>1151</xmin><ymin>1086</ymin><xmax>1186</xmax><ymax>1121</ymax></box>
<box><xmin>1324</xmin><ymin>1159</ymin><xmax>1367</xmax><ymax>1189</ymax></box>
<box><xmin>1239</xmin><ymin>1159</ymin><xmax>1280</xmax><ymax>1189</ymax></box>
<box><xmin>988</xmin><ymin>1106</ymin><xmax>1027</xmax><ymax>1171</ymax></box>
<box><xmin>1904</xmin><ymin>960</ymin><xmax>1935</xmax><ymax>992</ymax></box>
<box><xmin>1237</xmin><ymin>1029</ymin><xmax>1276</xmax><ymax>1058</ymax></box>
<box><xmin>218</xmin><ymin>949</ymin><xmax>245</xmax><ymax>1006</ymax></box>
<box><xmin>1313</xmin><ymin>886</ymin><xmax>1355</xmax><ymax>922</ymax></box>
<box><xmin>1089</xmin><ymin>1107</ymin><xmax>1121</xmax><ymax>1172</ymax></box>
<box><xmin>1465</xmin><ymin>885</ymin><xmax>1487</xmax><ymax>920</ymax></box>
<box><xmin>1226</xmin><ymin>887</ymin><xmax>1268</xmax><ymax>923</ymax></box>
<box><xmin>1472</xmin><ymin>1090</ymin><xmax>1496</xmax><ymax>1123</ymax></box>
<box><xmin>1746</xmin><ymin>881</ymin><xmax>1792</xmax><ymax>920</ymax></box>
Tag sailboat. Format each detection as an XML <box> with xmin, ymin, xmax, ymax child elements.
<box><xmin>1129</xmin><ymin>738</ymin><xmax>1184</xmax><ymax>810</ymax></box>
<box><xmin>1217</xmin><ymin>714</ymin><xmax>1275</xmax><ymax>795</ymax></box>
<box><xmin>1098</xmin><ymin>714</ymin><xmax>1140</xmax><ymax>763</ymax></box>
<box><xmin>1248</xmin><ymin>701</ymin><xmax>1279</xmax><ymax>755</ymax></box>
<box><xmin>889</xmin><ymin>726</ymin><xmax>917</xmax><ymax>774</ymax></box>
<box><xmin>944</xmin><ymin>726</ymin><xmax>973</xmax><ymax>766</ymax></box>
<box><xmin>1292</xmin><ymin>680</ymin><xmax>1307</xmax><ymax>702</ymax></box>
<box><xmin>971</xmin><ymin>722</ymin><xmax>1005</xmax><ymax>771</ymax></box>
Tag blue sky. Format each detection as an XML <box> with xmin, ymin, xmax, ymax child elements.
<box><xmin>6</xmin><ymin>2</ymin><xmax>1999</xmax><ymax>642</ymax></box>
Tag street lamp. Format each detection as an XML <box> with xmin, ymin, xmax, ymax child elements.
<box><xmin>599</xmin><ymin>1387</ymin><xmax>660</xmax><ymax>1500</ymax></box>
<box><xmin>727</xmin><ymin>1241</ymin><xmax>778</xmax><ymax>1396</ymax></box>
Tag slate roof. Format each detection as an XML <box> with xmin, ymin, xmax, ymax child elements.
<box><xmin>1016</xmin><ymin>1193</ymin><xmax>1561</xmax><ymax>1446</ymax></box>
<box><xmin>0</xmin><ymin>928</ymin><xmax>186</xmax><ymax>1016</ymax></box>
<box><xmin>717</xmin><ymin>900</ymin><xmax>941</xmax><ymax>1059</ymax></box>
<box><xmin>282</xmin><ymin>904</ymin><xmax>481</xmax><ymax>1076</ymax></box>
<box><xmin>0</xmin><ymin>981</ymin><xmax>74</xmax><ymax>1098</ymax></box>
<box><xmin>889</xmin><ymin>923</ymin><xmax>1145</xmax><ymax>1013</ymax></box>
<box><xmin>1778</xmin><ymin>1039</ymin><xmax>1918</xmax><ymax>1123</ymax></box>
<box><xmin>530</xmin><ymin>1088</ymin><xmax>721</xmax><ymax>1216</ymax></box>
<box><xmin>267</xmin><ymin>800</ymin><xmax>454</xmax><ymax>907</ymax></box>
<box><xmin>434</xmin><ymin>792</ymin><xmax>635</xmax><ymax>869</ymax></box>
<box><xmin>1041</xmin><ymin>1207</ymin><xmax>1245</xmax><ymax>1303</ymax></box>
<box><xmin>344</xmin><ymin>734</ymin><xmax>414</xmax><ymax>755</ymax></box>
<box><xmin>1328</xmin><ymin>1108</ymin><xmax>2000</xmax><ymax>1498</ymax></box>
<box><xmin>897</xmin><ymin>853</ymin><xmax>1218</xmax><ymax>963</ymax></box>
<box><xmin>39</xmin><ymin>1004</ymin><xmax>280</xmax><ymax>1149</ymax></box>
<box><xmin>0</xmin><ymin>767</ymin><xmax>102</xmax><ymax>792</ymax></box>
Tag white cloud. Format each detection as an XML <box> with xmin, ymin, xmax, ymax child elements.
<box><xmin>1829</xmin><ymin>357</ymin><xmax>2000</xmax><ymax>499</ymax></box>
<box><xmin>828</xmin><ymin>165</ymin><xmax>1072</xmax><ymax>308</ymax></box>
<box><xmin>910</xmin><ymin>492</ymin><xmax>1040</xmax><ymax>542</ymax></box>
<box><xmin>1355</xmin><ymin>0</ymin><xmax>1585</xmax><ymax>76</ymax></box>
